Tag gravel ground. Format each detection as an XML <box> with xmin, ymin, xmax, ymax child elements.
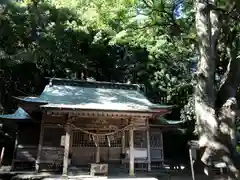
<box><xmin>0</xmin><ymin>166</ymin><xmax>230</xmax><ymax>180</ymax></box>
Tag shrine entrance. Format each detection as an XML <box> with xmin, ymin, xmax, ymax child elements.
<box><xmin>71</xmin><ymin>130</ymin><xmax>123</xmax><ymax>166</ymax></box>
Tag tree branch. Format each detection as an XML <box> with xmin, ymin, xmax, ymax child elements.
<box><xmin>218</xmin><ymin>29</ymin><xmax>239</xmax><ymax>105</ymax></box>
<box><xmin>208</xmin><ymin>3</ymin><xmax>240</xmax><ymax>21</ymax></box>
<box><xmin>141</xmin><ymin>0</ymin><xmax>179</xmax><ymax>26</ymax></box>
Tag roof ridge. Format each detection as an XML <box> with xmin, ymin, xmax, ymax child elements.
<box><xmin>46</xmin><ymin>77</ymin><xmax>145</xmax><ymax>91</ymax></box>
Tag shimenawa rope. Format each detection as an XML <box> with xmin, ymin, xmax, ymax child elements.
<box><xmin>68</xmin><ymin>123</ymin><xmax>133</xmax><ymax>136</ymax></box>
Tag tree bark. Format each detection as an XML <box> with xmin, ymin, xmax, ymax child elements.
<box><xmin>217</xmin><ymin>24</ymin><xmax>240</xmax><ymax>179</ymax></box>
<box><xmin>195</xmin><ymin>0</ymin><xmax>240</xmax><ymax>179</ymax></box>
<box><xmin>195</xmin><ymin>0</ymin><xmax>218</xmax><ymax>168</ymax></box>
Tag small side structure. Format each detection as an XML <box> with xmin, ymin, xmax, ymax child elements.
<box><xmin>0</xmin><ymin>107</ymin><xmax>40</xmax><ymax>171</ymax></box>
<box><xmin>0</xmin><ymin>78</ymin><xmax>181</xmax><ymax>176</ymax></box>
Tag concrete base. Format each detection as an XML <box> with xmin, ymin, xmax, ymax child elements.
<box><xmin>44</xmin><ymin>177</ymin><xmax>159</xmax><ymax>180</ymax></box>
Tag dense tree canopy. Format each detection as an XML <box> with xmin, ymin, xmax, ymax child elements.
<box><xmin>0</xmin><ymin>0</ymin><xmax>195</xmax><ymax>113</ymax></box>
<box><xmin>0</xmin><ymin>0</ymin><xmax>240</xmax><ymax>177</ymax></box>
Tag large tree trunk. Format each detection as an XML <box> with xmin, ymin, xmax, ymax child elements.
<box><xmin>195</xmin><ymin>0</ymin><xmax>240</xmax><ymax>179</ymax></box>
<box><xmin>217</xmin><ymin>22</ymin><xmax>240</xmax><ymax>179</ymax></box>
<box><xmin>195</xmin><ymin>0</ymin><xmax>218</xmax><ymax>166</ymax></box>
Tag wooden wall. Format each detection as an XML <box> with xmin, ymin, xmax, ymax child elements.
<box><xmin>38</xmin><ymin>114</ymin><xmax>65</xmax><ymax>170</ymax></box>
<box><xmin>12</xmin><ymin>113</ymin><xmax>66</xmax><ymax>171</ymax></box>
<box><xmin>12</xmin><ymin>114</ymin><xmax>164</xmax><ymax>171</ymax></box>
<box><xmin>13</xmin><ymin>123</ymin><xmax>40</xmax><ymax>170</ymax></box>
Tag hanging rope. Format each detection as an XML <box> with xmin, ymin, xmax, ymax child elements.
<box><xmin>92</xmin><ymin>135</ymin><xmax>98</xmax><ymax>147</ymax></box>
<box><xmin>107</xmin><ymin>135</ymin><xmax>111</xmax><ymax>147</ymax></box>
<box><xmin>69</xmin><ymin>123</ymin><xmax>133</xmax><ymax>136</ymax></box>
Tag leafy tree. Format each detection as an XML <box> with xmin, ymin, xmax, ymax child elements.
<box><xmin>3</xmin><ymin>1</ymin><xmax>240</xmax><ymax>179</ymax></box>
<box><xmin>0</xmin><ymin>0</ymin><xmax>195</xmax><ymax>112</ymax></box>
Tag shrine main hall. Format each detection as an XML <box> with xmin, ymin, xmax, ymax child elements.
<box><xmin>0</xmin><ymin>78</ymin><xmax>180</xmax><ymax>176</ymax></box>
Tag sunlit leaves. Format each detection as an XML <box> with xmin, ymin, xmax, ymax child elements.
<box><xmin>0</xmin><ymin>0</ymin><xmax>196</xmax><ymax>123</ymax></box>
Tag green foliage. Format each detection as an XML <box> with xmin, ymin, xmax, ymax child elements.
<box><xmin>0</xmin><ymin>0</ymin><xmax>196</xmax><ymax>123</ymax></box>
<box><xmin>180</xmin><ymin>96</ymin><xmax>195</xmax><ymax>123</ymax></box>
<box><xmin>0</xmin><ymin>0</ymin><xmax>239</xmax><ymax>152</ymax></box>
<box><xmin>109</xmin><ymin>0</ymin><xmax>195</xmax><ymax>105</ymax></box>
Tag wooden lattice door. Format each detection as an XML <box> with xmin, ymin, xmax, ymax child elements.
<box><xmin>71</xmin><ymin>130</ymin><xmax>122</xmax><ymax>166</ymax></box>
<box><xmin>71</xmin><ymin>131</ymin><xmax>95</xmax><ymax>166</ymax></box>
<box><xmin>106</xmin><ymin>131</ymin><xmax>122</xmax><ymax>163</ymax></box>
<box><xmin>150</xmin><ymin>128</ymin><xmax>164</xmax><ymax>168</ymax></box>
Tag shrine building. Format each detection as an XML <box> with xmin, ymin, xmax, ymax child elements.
<box><xmin>0</xmin><ymin>78</ymin><xmax>181</xmax><ymax>176</ymax></box>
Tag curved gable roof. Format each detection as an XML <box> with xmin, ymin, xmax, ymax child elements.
<box><xmin>0</xmin><ymin>107</ymin><xmax>30</xmax><ymax>120</ymax></box>
<box><xmin>15</xmin><ymin>78</ymin><xmax>173</xmax><ymax>112</ymax></box>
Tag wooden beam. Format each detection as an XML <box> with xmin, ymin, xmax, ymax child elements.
<box><xmin>35</xmin><ymin>120</ymin><xmax>45</xmax><ymax>172</ymax></box>
<box><xmin>146</xmin><ymin>120</ymin><xmax>151</xmax><ymax>172</ymax></box>
<box><xmin>129</xmin><ymin>127</ymin><xmax>135</xmax><ymax>176</ymax></box>
<box><xmin>47</xmin><ymin>110</ymin><xmax>153</xmax><ymax>119</ymax></box>
<box><xmin>62</xmin><ymin>123</ymin><xmax>71</xmax><ymax>176</ymax></box>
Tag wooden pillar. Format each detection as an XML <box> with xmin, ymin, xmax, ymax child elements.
<box><xmin>146</xmin><ymin>120</ymin><xmax>151</xmax><ymax>172</ymax></box>
<box><xmin>129</xmin><ymin>127</ymin><xmax>134</xmax><ymax>176</ymax></box>
<box><xmin>35</xmin><ymin>120</ymin><xmax>45</xmax><ymax>172</ymax></box>
<box><xmin>96</xmin><ymin>145</ymin><xmax>100</xmax><ymax>163</ymax></box>
<box><xmin>189</xmin><ymin>148</ymin><xmax>196</xmax><ymax>180</ymax></box>
<box><xmin>0</xmin><ymin>147</ymin><xmax>5</xmax><ymax>166</ymax></box>
<box><xmin>62</xmin><ymin>123</ymin><xmax>71</xmax><ymax>176</ymax></box>
<box><xmin>121</xmin><ymin>131</ymin><xmax>125</xmax><ymax>164</ymax></box>
<box><xmin>160</xmin><ymin>131</ymin><xmax>164</xmax><ymax>164</ymax></box>
<box><xmin>96</xmin><ymin>136</ymin><xmax>100</xmax><ymax>163</ymax></box>
<box><xmin>11</xmin><ymin>127</ymin><xmax>19</xmax><ymax>171</ymax></box>
<box><xmin>70</xmin><ymin>131</ymin><xmax>73</xmax><ymax>154</ymax></box>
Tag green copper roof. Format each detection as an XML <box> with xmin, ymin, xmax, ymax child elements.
<box><xmin>155</xmin><ymin>117</ymin><xmax>183</xmax><ymax>125</ymax></box>
<box><xmin>0</xmin><ymin>107</ymin><xmax>30</xmax><ymax>120</ymax></box>
<box><xmin>15</xmin><ymin>78</ymin><xmax>173</xmax><ymax>112</ymax></box>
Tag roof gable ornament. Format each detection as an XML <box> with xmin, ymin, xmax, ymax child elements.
<box><xmin>86</xmin><ymin>77</ymin><xmax>96</xmax><ymax>82</ymax></box>
<box><xmin>49</xmin><ymin>78</ymin><xmax>53</xmax><ymax>87</ymax></box>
